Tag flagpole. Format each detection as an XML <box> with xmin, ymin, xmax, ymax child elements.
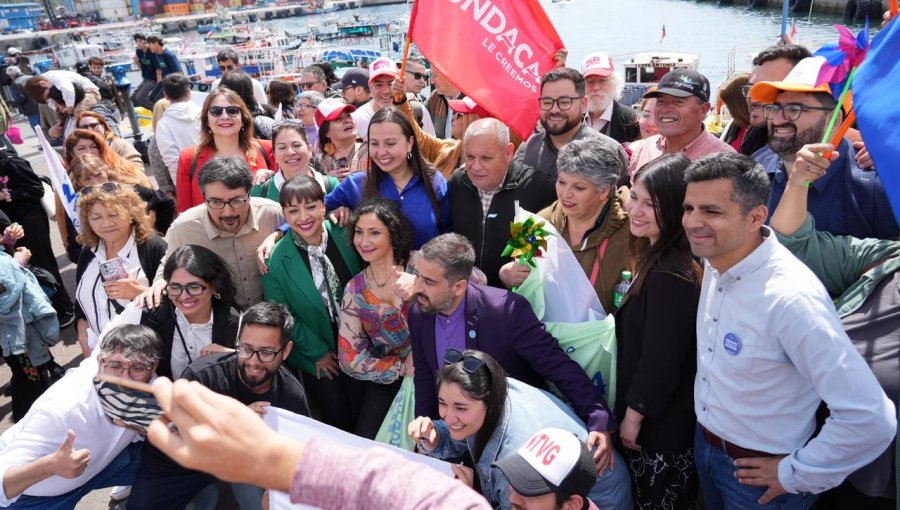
<box><xmin>394</xmin><ymin>0</ymin><xmax>416</xmax><ymax>103</ymax></box>
<box><xmin>780</xmin><ymin>0</ymin><xmax>789</xmax><ymax>43</ymax></box>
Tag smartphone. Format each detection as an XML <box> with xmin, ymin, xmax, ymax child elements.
<box><xmin>99</xmin><ymin>257</ymin><xmax>128</xmax><ymax>281</ymax></box>
<box><xmin>94</xmin><ymin>375</ymin><xmax>164</xmax><ymax>434</ymax></box>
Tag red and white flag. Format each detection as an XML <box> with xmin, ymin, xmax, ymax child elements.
<box><xmin>408</xmin><ymin>0</ymin><xmax>563</xmax><ymax>140</ymax></box>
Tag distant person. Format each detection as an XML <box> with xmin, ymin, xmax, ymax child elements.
<box><xmin>628</xmin><ymin>69</ymin><xmax>735</xmax><ymax>179</ymax></box>
<box><xmin>5</xmin><ymin>66</ymin><xmax>40</xmax><ymax>135</ymax></box>
<box><xmin>339</xmin><ymin>67</ymin><xmax>370</xmax><ymax>108</ymax></box>
<box><xmin>211</xmin><ymin>49</ymin><xmax>268</xmax><ymax>107</ymax></box>
<box><xmin>220</xmin><ymin>70</ymin><xmax>276</xmax><ymax>140</ymax></box>
<box><xmin>637</xmin><ymin>87</ymin><xmax>658</xmax><ymax>140</ymax></box>
<box><xmin>23</xmin><ymin>70</ymin><xmax>104</xmax><ymax>142</ymax></box>
<box><xmin>155</xmin><ymin>73</ymin><xmax>201</xmax><ymax>189</ymax></box>
<box><xmin>299</xmin><ymin>64</ymin><xmax>329</xmax><ymax>96</ymax></box>
<box><xmin>742</xmin><ymin>44</ymin><xmax>810</xmax><ymax>156</ymax></box>
<box><xmin>718</xmin><ymin>73</ymin><xmax>752</xmax><ymax>151</ymax></box>
<box><xmin>749</xmin><ymin>56</ymin><xmax>899</xmax><ymax>240</ymax></box>
<box><xmin>146</xmin><ymin>35</ymin><xmax>182</xmax><ymax>105</ymax></box>
<box><xmin>82</xmin><ymin>57</ymin><xmax>117</xmax><ymax>104</ymax></box>
<box><xmin>314</xmin><ymin>98</ymin><xmax>368</xmax><ymax>179</ymax></box>
<box><xmin>75</xmin><ymin>111</ymin><xmax>142</xmax><ymax>167</ymax></box>
<box><xmin>426</xmin><ymin>69</ymin><xmax>462</xmax><ymax>139</ymax></box>
<box><xmin>267</xmin><ymin>79</ymin><xmax>298</xmax><ymax>119</ymax></box>
<box><xmin>515</xmin><ymin>67</ymin><xmax>626</xmax><ymax>180</ymax></box>
<box><xmin>296</xmin><ymin>90</ymin><xmax>324</xmax><ymax>151</ymax></box>
<box><xmin>131</xmin><ymin>33</ymin><xmax>158</xmax><ymax>110</ymax></box>
<box><xmin>403</xmin><ymin>57</ymin><xmax>429</xmax><ymax>100</ymax></box>
<box><xmin>352</xmin><ymin>57</ymin><xmax>434</xmax><ymax>140</ymax></box>
<box><xmin>580</xmin><ymin>52</ymin><xmax>640</xmax><ymax>143</ymax></box>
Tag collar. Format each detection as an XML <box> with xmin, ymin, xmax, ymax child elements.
<box><xmin>273</xmin><ymin>171</ymin><xmax>286</xmax><ymax>190</ymax></box>
<box><xmin>200</xmin><ymin>200</ymin><xmax>260</xmax><ymax>239</ymax></box>
<box><xmin>586</xmin><ymin>101</ymin><xmax>614</xmax><ymax>124</ymax></box>
<box><xmin>479</xmin><ymin>174</ymin><xmax>507</xmax><ymax>197</ymax></box>
<box><xmin>657</xmin><ymin>125</ymin><xmax>708</xmax><ymax>154</ymax></box>
<box><xmin>712</xmin><ymin>226</ymin><xmax>777</xmax><ymax>284</ymax></box>
<box><xmin>174</xmin><ymin>308</ymin><xmax>214</xmax><ymax>329</ymax></box>
<box><xmin>96</xmin><ymin>230</ymin><xmax>137</xmax><ymax>261</ymax></box>
<box><xmin>438</xmin><ymin>294</ymin><xmax>466</xmax><ymax>322</ymax></box>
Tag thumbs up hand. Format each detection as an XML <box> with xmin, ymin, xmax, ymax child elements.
<box><xmin>49</xmin><ymin>430</ymin><xmax>91</xmax><ymax>479</ymax></box>
<box><xmin>391</xmin><ymin>266</ymin><xmax>417</xmax><ymax>301</ymax></box>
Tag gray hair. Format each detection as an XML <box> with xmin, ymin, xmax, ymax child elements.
<box><xmin>556</xmin><ymin>137</ymin><xmax>627</xmax><ymax>192</ymax></box>
<box><xmin>610</xmin><ymin>72</ymin><xmax>625</xmax><ymax>101</ymax></box>
<box><xmin>98</xmin><ymin>324</ymin><xmax>163</xmax><ymax>364</ymax></box>
<box><xmin>198</xmin><ymin>156</ymin><xmax>253</xmax><ymax>193</ymax></box>
<box><xmin>464</xmin><ymin>118</ymin><xmax>509</xmax><ymax>148</ymax></box>
<box><xmin>418</xmin><ymin>233</ymin><xmax>475</xmax><ymax>284</ymax></box>
<box><xmin>301</xmin><ymin>65</ymin><xmax>326</xmax><ymax>82</ymax></box>
<box><xmin>298</xmin><ymin>90</ymin><xmax>325</xmax><ymax>108</ymax></box>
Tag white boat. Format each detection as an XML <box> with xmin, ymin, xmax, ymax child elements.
<box><xmin>619</xmin><ymin>51</ymin><xmax>701</xmax><ymax>106</ymax></box>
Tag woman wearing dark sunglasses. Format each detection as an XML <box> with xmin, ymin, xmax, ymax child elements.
<box><xmin>74</xmin><ymin>184</ymin><xmax>166</xmax><ymax>358</ymax></box>
<box><xmin>175</xmin><ymin>88</ymin><xmax>274</xmax><ymax>213</ymax></box>
<box><xmin>408</xmin><ymin>349</ymin><xmax>621</xmax><ymax>510</ymax></box>
<box><xmin>100</xmin><ymin>244</ymin><xmax>240</xmax><ymax>379</ymax></box>
<box><xmin>76</xmin><ymin>111</ymin><xmax>144</xmax><ymax>168</ymax></box>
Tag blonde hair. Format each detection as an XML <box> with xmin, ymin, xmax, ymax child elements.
<box><xmin>152</xmin><ymin>98</ymin><xmax>171</xmax><ymax>132</ymax></box>
<box><xmin>76</xmin><ymin>186</ymin><xmax>155</xmax><ymax>247</ymax></box>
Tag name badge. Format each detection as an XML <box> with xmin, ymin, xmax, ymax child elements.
<box><xmin>723</xmin><ymin>333</ymin><xmax>741</xmax><ymax>355</ymax></box>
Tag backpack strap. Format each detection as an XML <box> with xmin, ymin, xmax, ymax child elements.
<box><xmin>257</xmin><ymin>143</ymin><xmax>271</xmax><ymax>169</ymax></box>
<box><xmin>188</xmin><ymin>147</ymin><xmax>201</xmax><ymax>183</ymax></box>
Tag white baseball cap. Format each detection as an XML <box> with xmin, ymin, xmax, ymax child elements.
<box><xmin>314</xmin><ymin>98</ymin><xmax>356</xmax><ymax>128</ymax></box>
<box><xmin>581</xmin><ymin>52</ymin><xmax>614</xmax><ymax>78</ymax></box>
<box><xmin>493</xmin><ymin>428</ymin><xmax>597</xmax><ymax>497</ymax></box>
<box><xmin>368</xmin><ymin>57</ymin><xmax>399</xmax><ymax>83</ymax></box>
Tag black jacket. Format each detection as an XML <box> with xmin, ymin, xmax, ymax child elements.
<box><xmin>141</xmin><ymin>298</ymin><xmax>241</xmax><ymax>379</ymax></box>
<box><xmin>0</xmin><ymin>149</ymin><xmax>46</xmax><ymax>221</ymax></box>
<box><xmin>603</xmin><ymin>101</ymin><xmax>641</xmax><ymax>144</ymax></box>
<box><xmin>448</xmin><ymin>161</ymin><xmax>557</xmax><ymax>287</ymax></box>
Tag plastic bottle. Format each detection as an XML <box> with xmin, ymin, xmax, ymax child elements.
<box><xmin>612</xmin><ymin>270</ymin><xmax>633</xmax><ymax>310</ymax></box>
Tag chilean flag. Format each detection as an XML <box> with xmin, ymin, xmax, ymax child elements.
<box><xmin>408</xmin><ymin>0</ymin><xmax>564</xmax><ymax>140</ymax></box>
<box><xmin>660</xmin><ymin>24</ymin><xmax>667</xmax><ymax>43</ymax></box>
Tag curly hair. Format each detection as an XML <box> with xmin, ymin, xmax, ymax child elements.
<box><xmin>64</xmin><ymin>129</ymin><xmax>149</xmax><ymax>188</ymax></box>
<box><xmin>198</xmin><ymin>87</ymin><xmax>257</xmax><ymax>159</ymax></box>
<box><xmin>349</xmin><ymin>197</ymin><xmax>413</xmax><ymax>266</ymax></box>
<box><xmin>76</xmin><ymin>185</ymin><xmax>156</xmax><ymax>248</ymax></box>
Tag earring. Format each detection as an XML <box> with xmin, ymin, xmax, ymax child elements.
<box><xmin>213</xmin><ymin>293</ymin><xmax>221</xmax><ymax>299</ymax></box>
<box><xmin>406</xmin><ymin>152</ymin><xmax>412</xmax><ymax>160</ymax></box>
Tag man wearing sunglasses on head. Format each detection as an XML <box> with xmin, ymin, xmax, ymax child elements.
<box><xmin>749</xmin><ymin>56</ymin><xmax>898</xmax><ymax>240</ymax></box>
<box><xmin>127</xmin><ymin>302</ymin><xmax>309</xmax><ymax>510</ymax></box>
<box><xmin>210</xmin><ymin>49</ymin><xmax>269</xmax><ymax>107</ymax></box>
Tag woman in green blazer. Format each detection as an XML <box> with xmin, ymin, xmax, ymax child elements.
<box><xmin>262</xmin><ymin>174</ymin><xmax>364</xmax><ymax>432</ymax></box>
<box><xmin>251</xmin><ymin>122</ymin><xmax>339</xmax><ymax>200</ymax></box>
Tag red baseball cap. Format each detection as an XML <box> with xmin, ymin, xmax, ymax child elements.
<box><xmin>447</xmin><ymin>96</ymin><xmax>491</xmax><ymax>118</ymax></box>
<box><xmin>314</xmin><ymin>98</ymin><xmax>357</xmax><ymax>128</ymax></box>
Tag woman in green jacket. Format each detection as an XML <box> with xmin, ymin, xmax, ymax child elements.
<box><xmin>262</xmin><ymin>174</ymin><xmax>364</xmax><ymax>432</ymax></box>
<box><xmin>251</xmin><ymin>122</ymin><xmax>339</xmax><ymax>201</ymax></box>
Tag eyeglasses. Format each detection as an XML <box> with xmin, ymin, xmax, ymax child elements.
<box><xmin>639</xmin><ymin>111</ymin><xmax>653</xmax><ymax>119</ymax></box>
<box><xmin>763</xmin><ymin>103</ymin><xmax>833</xmax><ymax>121</ymax></box>
<box><xmin>236</xmin><ymin>343</ymin><xmax>286</xmax><ymax>362</ymax></box>
<box><xmin>409</xmin><ymin>71</ymin><xmax>428</xmax><ymax>81</ymax></box>
<box><xmin>166</xmin><ymin>282</ymin><xmax>208</xmax><ymax>297</ymax></box>
<box><xmin>79</xmin><ymin>182</ymin><xmax>120</xmax><ymax>196</ymax></box>
<box><xmin>538</xmin><ymin>96</ymin><xmax>583</xmax><ymax>111</ymax></box>
<box><xmin>299</xmin><ymin>80</ymin><xmax>322</xmax><ymax>90</ymax></box>
<box><xmin>101</xmin><ymin>359</ymin><xmax>153</xmax><ymax>379</ymax></box>
<box><xmin>208</xmin><ymin>106</ymin><xmax>242</xmax><ymax>118</ymax></box>
<box><xmin>205</xmin><ymin>195</ymin><xmax>249</xmax><ymax>210</ymax></box>
<box><xmin>443</xmin><ymin>348</ymin><xmax>486</xmax><ymax>374</ymax></box>
<box><xmin>296</xmin><ymin>103</ymin><xmax>313</xmax><ymax>111</ymax></box>
<box><xmin>80</xmin><ymin>121</ymin><xmax>102</xmax><ymax>130</ymax></box>
<box><xmin>741</xmin><ymin>84</ymin><xmax>753</xmax><ymax>98</ymax></box>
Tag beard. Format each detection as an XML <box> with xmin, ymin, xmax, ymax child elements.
<box><xmin>415</xmin><ymin>291</ymin><xmax>455</xmax><ymax>314</ymax></box>
<box><xmin>588</xmin><ymin>93</ymin><xmax>612</xmax><ymax>115</ymax></box>
<box><xmin>238</xmin><ymin>362</ymin><xmax>277</xmax><ymax>391</ymax></box>
<box><xmin>767</xmin><ymin>121</ymin><xmax>825</xmax><ymax>157</ymax></box>
<box><xmin>540</xmin><ymin>113</ymin><xmax>582</xmax><ymax>136</ymax></box>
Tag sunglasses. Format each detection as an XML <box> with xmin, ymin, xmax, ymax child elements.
<box><xmin>443</xmin><ymin>348</ymin><xmax>486</xmax><ymax>374</ymax></box>
<box><xmin>79</xmin><ymin>121</ymin><xmax>102</xmax><ymax>130</ymax></box>
<box><xmin>409</xmin><ymin>72</ymin><xmax>429</xmax><ymax>81</ymax></box>
<box><xmin>299</xmin><ymin>81</ymin><xmax>321</xmax><ymax>90</ymax></box>
<box><xmin>79</xmin><ymin>182</ymin><xmax>120</xmax><ymax>196</ymax></box>
<box><xmin>208</xmin><ymin>106</ymin><xmax>242</xmax><ymax>118</ymax></box>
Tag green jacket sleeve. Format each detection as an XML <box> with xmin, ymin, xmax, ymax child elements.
<box><xmin>775</xmin><ymin>214</ymin><xmax>900</xmax><ymax>296</ymax></box>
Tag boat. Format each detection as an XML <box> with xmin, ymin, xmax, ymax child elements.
<box><xmin>619</xmin><ymin>51</ymin><xmax>701</xmax><ymax>106</ymax></box>
<box><xmin>197</xmin><ymin>23</ymin><xmax>221</xmax><ymax>35</ymax></box>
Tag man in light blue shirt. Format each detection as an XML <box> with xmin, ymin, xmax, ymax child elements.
<box><xmin>681</xmin><ymin>152</ymin><xmax>896</xmax><ymax>509</ymax></box>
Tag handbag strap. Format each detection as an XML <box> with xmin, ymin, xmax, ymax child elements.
<box><xmin>588</xmin><ymin>238</ymin><xmax>609</xmax><ymax>287</ymax></box>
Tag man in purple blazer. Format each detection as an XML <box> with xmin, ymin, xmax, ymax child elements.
<box><xmin>408</xmin><ymin>234</ymin><xmax>619</xmax><ymax>474</ymax></box>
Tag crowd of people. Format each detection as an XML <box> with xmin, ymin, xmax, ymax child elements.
<box><xmin>0</xmin><ymin>10</ymin><xmax>898</xmax><ymax>510</ymax></box>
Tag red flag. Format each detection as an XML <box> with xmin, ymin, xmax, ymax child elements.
<box><xmin>409</xmin><ymin>0</ymin><xmax>563</xmax><ymax>140</ymax></box>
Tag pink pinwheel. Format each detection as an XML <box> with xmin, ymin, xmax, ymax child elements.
<box><xmin>814</xmin><ymin>20</ymin><xmax>870</xmax><ymax>99</ymax></box>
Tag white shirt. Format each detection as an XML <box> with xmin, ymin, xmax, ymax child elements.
<box><xmin>585</xmin><ymin>101</ymin><xmax>614</xmax><ymax>133</ymax></box>
<box><xmin>0</xmin><ymin>357</ymin><xmax>140</xmax><ymax>506</ymax></box>
<box><xmin>155</xmin><ymin>101</ymin><xmax>202</xmax><ymax>185</ymax></box>
<box><xmin>353</xmin><ymin>100</ymin><xmax>435</xmax><ymax>141</ymax></box>
<box><xmin>211</xmin><ymin>77</ymin><xmax>269</xmax><ymax>107</ymax></box>
<box><xmin>170</xmin><ymin>309</ymin><xmax>214</xmax><ymax>378</ymax></box>
<box><xmin>271</xmin><ymin>170</ymin><xmax>328</xmax><ymax>195</ymax></box>
<box><xmin>694</xmin><ymin>227</ymin><xmax>896</xmax><ymax>494</ymax></box>
<box><xmin>75</xmin><ymin>232</ymin><xmax>150</xmax><ymax>350</ymax></box>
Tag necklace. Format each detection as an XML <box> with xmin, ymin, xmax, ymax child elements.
<box><xmin>367</xmin><ymin>265</ymin><xmax>392</xmax><ymax>288</ymax></box>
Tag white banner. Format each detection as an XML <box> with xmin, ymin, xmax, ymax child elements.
<box><xmin>35</xmin><ymin>126</ymin><xmax>80</xmax><ymax>233</ymax></box>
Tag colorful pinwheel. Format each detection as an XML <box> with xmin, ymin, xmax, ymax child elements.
<box><xmin>502</xmin><ymin>216</ymin><xmax>551</xmax><ymax>268</ymax></box>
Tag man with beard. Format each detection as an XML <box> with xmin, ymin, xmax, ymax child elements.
<box><xmin>749</xmin><ymin>56</ymin><xmax>898</xmax><ymax>240</ymax></box>
<box><xmin>127</xmin><ymin>302</ymin><xmax>309</xmax><ymax>510</ymax></box>
<box><xmin>515</xmin><ymin>68</ymin><xmax>626</xmax><ymax>180</ymax></box>
<box><xmin>142</xmin><ymin>157</ymin><xmax>284</xmax><ymax>310</ymax></box>
<box><xmin>741</xmin><ymin>44</ymin><xmax>810</xmax><ymax>156</ymax></box>
<box><xmin>406</xmin><ymin>234</ymin><xmax>634</xmax><ymax>510</ymax></box>
<box><xmin>352</xmin><ymin>57</ymin><xmax>434</xmax><ymax>140</ymax></box>
<box><xmin>628</xmin><ymin>69</ymin><xmax>735</xmax><ymax>179</ymax></box>
<box><xmin>580</xmin><ymin>52</ymin><xmax>640</xmax><ymax>143</ymax></box>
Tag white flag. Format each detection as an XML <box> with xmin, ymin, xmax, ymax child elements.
<box><xmin>35</xmin><ymin>126</ymin><xmax>80</xmax><ymax>233</ymax></box>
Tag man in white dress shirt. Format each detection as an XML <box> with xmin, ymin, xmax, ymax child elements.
<box><xmin>0</xmin><ymin>324</ymin><xmax>162</xmax><ymax>508</ymax></box>
<box><xmin>681</xmin><ymin>152</ymin><xmax>896</xmax><ymax>509</ymax></box>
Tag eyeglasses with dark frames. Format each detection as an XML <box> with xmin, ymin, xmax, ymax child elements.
<box><xmin>762</xmin><ymin>103</ymin><xmax>833</xmax><ymax>121</ymax></box>
<box><xmin>79</xmin><ymin>182</ymin><xmax>120</xmax><ymax>196</ymax></box>
<box><xmin>299</xmin><ymin>80</ymin><xmax>322</xmax><ymax>90</ymax></box>
<box><xmin>443</xmin><ymin>348</ymin><xmax>486</xmax><ymax>374</ymax></box>
<box><xmin>165</xmin><ymin>282</ymin><xmax>208</xmax><ymax>297</ymax></box>
<box><xmin>741</xmin><ymin>84</ymin><xmax>753</xmax><ymax>99</ymax></box>
<box><xmin>208</xmin><ymin>106</ymin><xmax>242</xmax><ymax>118</ymax></box>
<box><xmin>236</xmin><ymin>343</ymin><xmax>286</xmax><ymax>362</ymax></box>
<box><xmin>409</xmin><ymin>72</ymin><xmax>429</xmax><ymax>81</ymax></box>
<box><xmin>80</xmin><ymin>121</ymin><xmax>102</xmax><ymax>130</ymax></box>
<box><xmin>205</xmin><ymin>195</ymin><xmax>250</xmax><ymax>210</ymax></box>
<box><xmin>537</xmin><ymin>96</ymin><xmax>584</xmax><ymax>111</ymax></box>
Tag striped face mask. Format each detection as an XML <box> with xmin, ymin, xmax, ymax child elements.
<box><xmin>94</xmin><ymin>378</ymin><xmax>164</xmax><ymax>435</ymax></box>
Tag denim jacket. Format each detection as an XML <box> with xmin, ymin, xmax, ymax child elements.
<box><xmin>429</xmin><ymin>378</ymin><xmax>588</xmax><ymax>510</ymax></box>
<box><xmin>0</xmin><ymin>253</ymin><xmax>59</xmax><ymax>364</ymax></box>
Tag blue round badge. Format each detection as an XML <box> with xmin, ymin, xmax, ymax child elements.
<box><xmin>723</xmin><ymin>333</ymin><xmax>742</xmax><ymax>356</ymax></box>
<box><xmin>468</xmin><ymin>329</ymin><xmax>476</xmax><ymax>339</ymax></box>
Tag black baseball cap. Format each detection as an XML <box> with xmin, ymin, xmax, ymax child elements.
<box><xmin>340</xmin><ymin>68</ymin><xmax>369</xmax><ymax>90</ymax></box>
<box><xmin>644</xmin><ymin>69</ymin><xmax>710</xmax><ymax>103</ymax></box>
